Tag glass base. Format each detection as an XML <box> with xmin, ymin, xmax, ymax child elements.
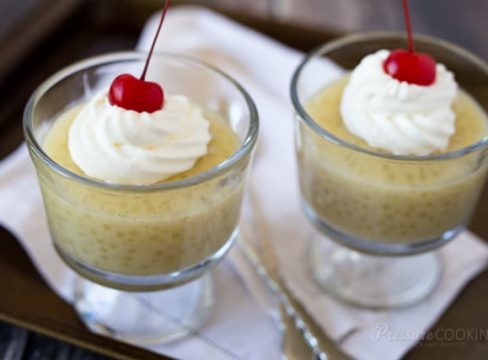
<box><xmin>308</xmin><ymin>235</ymin><xmax>443</xmax><ymax>309</ymax></box>
<box><xmin>74</xmin><ymin>273</ymin><xmax>214</xmax><ymax>345</ymax></box>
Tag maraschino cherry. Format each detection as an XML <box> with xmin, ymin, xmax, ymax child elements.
<box><xmin>108</xmin><ymin>0</ymin><xmax>171</xmax><ymax>113</ymax></box>
<box><xmin>383</xmin><ymin>0</ymin><xmax>436</xmax><ymax>86</ymax></box>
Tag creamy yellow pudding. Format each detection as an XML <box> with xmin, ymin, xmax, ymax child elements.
<box><xmin>299</xmin><ymin>77</ymin><xmax>488</xmax><ymax>244</ymax></box>
<box><xmin>39</xmin><ymin>105</ymin><xmax>243</xmax><ymax>276</ymax></box>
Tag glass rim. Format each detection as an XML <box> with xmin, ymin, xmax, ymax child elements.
<box><xmin>23</xmin><ymin>51</ymin><xmax>259</xmax><ymax>192</ymax></box>
<box><xmin>290</xmin><ymin>31</ymin><xmax>488</xmax><ymax>161</ymax></box>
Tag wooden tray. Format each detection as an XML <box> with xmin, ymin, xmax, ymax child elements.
<box><xmin>0</xmin><ymin>1</ymin><xmax>487</xmax><ymax>359</ymax></box>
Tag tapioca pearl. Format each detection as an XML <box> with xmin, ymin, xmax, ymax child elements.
<box><xmin>417</xmin><ymin>167</ymin><xmax>428</xmax><ymax>182</ymax></box>
<box><xmin>127</xmin><ymin>203</ymin><xmax>143</xmax><ymax>213</ymax></box>
<box><xmin>139</xmin><ymin>264</ymin><xmax>150</xmax><ymax>272</ymax></box>
<box><xmin>363</xmin><ymin>223</ymin><xmax>374</xmax><ymax>232</ymax></box>
<box><xmin>51</xmin><ymin>219</ymin><xmax>61</xmax><ymax>229</ymax></box>
<box><xmin>100</xmin><ymin>253</ymin><xmax>111</xmax><ymax>261</ymax></box>
<box><xmin>381</xmin><ymin>163</ymin><xmax>391</xmax><ymax>172</ymax></box>
<box><xmin>354</xmin><ymin>211</ymin><xmax>369</xmax><ymax>223</ymax></box>
<box><xmin>421</xmin><ymin>214</ymin><xmax>437</xmax><ymax>225</ymax></box>
<box><xmin>360</xmin><ymin>192</ymin><xmax>371</xmax><ymax>201</ymax></box>
<box><xmin>144</xmin><ymin>203</ymin><xmax>157</xmax><ymax>213</ymax></box>
<box><xmin>315</xmin><ymin>194</ymin><xmax>329</xmax><ymax>207</ymax></box>
<box><xmin>358</xmin><ymin>200</ymin><xmax>370</xmax><ymax>210</ymax></box>
<box><xmin>90</xmin><ymin>235</ymin><xmax>103</xmax><ymax>243</ymax></box>
<box><xmin>430</xmin><ymin>169</ymin><xmax>441</xmax><ymax>178</ymax></box>
<box><xmin>153</xmin><ymin>250</ymin><xmax>165</xmax><ymax>258</ymax></box>
<box><xmin>174</xmin><ymin>247</ymin><xmax>186</xmax><ymax>256</ymax></box>
<box><xmin>437</xmin><ymin>204</ymin><xmax>451</xmax><ymax>216</ymax></box>
<box><xmin>117</xmin><ymin>238</ymin><xmax>130</xmax><ymax>247</ymax></box>
<box><xmin>145</xmin><ymin>234</ymin><xmax>161</xmax><ymax>243</ymax></box>
<box><xmin>99</xmin><ymin>246</ymin><xmax>109</xmax><ymax>254</ymax></box>
<box><xmin>341</xmin><ymin>152</ymin><xmax>355</xmax><ymax>166</ymax></box>
<box><xmin>381</xmin><ymin>223</ymin><xmax>396</xmax><ymax>233</ymax></box>
<box><xmin>108</xmin><ymin>242</ymin><xmax>120</xmax><ymax>250</ymax></box>
<box><xmin>161</xmin><ymin>252</ymin><xmax>176</xmax><ymax>263</ymax></box>
<box><xmin>401</xmin><ymin>211</ymin><xmax>415</xmax><ymax>223</ymax></box>
<box><xmin>101</xmin><ymin>224</ymin><xmax>114</xmax><ymax>233</ymax></box>
<box><xmin>392</xmin><ymin>227</ymin><xmax>408</xmax><ymax>236</ymax></box>
<box><xmin>190</xmin><ymin>243</ymin><xmax>204</xmax><ymax>253</ymax></box>
<box><xmin>127</xmin><ymin>229</ymin><xmax>138</xmax><ymax>237</ymax></box>
<box><xmin>160</xmin><ymin>233</ymin><xmax>176</xmax><ymax>244</ymax></box>
<box><xmin>154</xmin><ymin>198</ymin><xmax>168</xmax><ymax>210</ymax></box>
<box><xmin>171</xmin><ymin>232</ymin><xmax>183</xmax><ymax>241</ymax></box>
<box><xmin>114</xmin><ymin>231</ymin><xmax>126</xmax><ymax>239</ymax></box>
<box><xmin>416</xmin><ymin>210</ymin><xmax>428</xmax><ymax>220</ymax></box>
<box><xmin>333</xmin><ymin>208</ymin><xmax>345</xmax><ymax>218</ymax></box>
<box><xmin>405</xmin><ymin>221</ymin><xmax>418</xmax><ymax>231</ymax></box>
<box><xmin>80</xmin><ymin>213</ymin><xmax>91</xmax><ymax>221</ymax></box>
<box><xmin>449</xmin><ymin>191</ymin><xmax>462</xmax><ymax>200</ymax></box>
<box><xmin>382</xmin><ymin>203</ymin><xmax>393</xmax><ymax>214</ymax></box>
<box><xmin>381</xmin><ymin>164</ymin><xmax>395</xmax><ymax>178</ymax></box>
<box><xmin>405</xmin><ymin>172</ymin><xmax>417</xmax><ymax>184</ymax></box>
<box><xmin>384</xmin><ymin>170</ymin><xmax>398</xmax><ymax>182</ymax></box>
<box><xmin>384</xmin><ymin>210</ymin><xmax>397</xmax><ymax>222</ymax></box>
<box><xmin>88</xmin><ymin>228</ymin><xmax>100</xmax><ymax>237</ymax></box>
<box><xmin>181</xmin><ymin>236</ymin><xmax>196</xmax><ymax>247</ymax></box>
<box><xmin>120</xmin><ymin>259</ymin><xmax>131</xmax><ymax>270</ymax></box>
<box><xmin>431</xmin><ymin>217</ymin><xmax>447</xmax><ymax>228</ymax></box>
<box><xmin>57</xmin><ymin>213</ymin><xmax>69</xmax><ymax>223</ymax></box>
<box><xmin>79</xmin><ymin>245</ymin><xmax>90</xmax><ymax>254</ymax></box>
<box><xmin>345</xmin><ymin>155</ymin><xmax>359</xmax><ymax>169</ymax></box>
<box><xmin>209</xmin><ymin>236</ymin><xmax>223</xmax><ymax>248</ymax></box>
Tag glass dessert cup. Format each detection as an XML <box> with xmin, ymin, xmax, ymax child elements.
<box><xmin>24</xmin><ymin>52</ymin><xmax>258</xmax><ymax>343</ymax></box>
<box><xmin>291</xmin><ymin>33</ymin><xmax>488</xmax><ymax>308</ymax></box>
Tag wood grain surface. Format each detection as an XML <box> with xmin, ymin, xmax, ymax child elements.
<box><xmin>0</xmin><ymin>0</ymin><xmax>487</xmax><ymax>359</ymax></box>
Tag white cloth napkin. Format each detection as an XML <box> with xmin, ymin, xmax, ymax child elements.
<box><xmin>137</xmin><ymin>6</ymin><xmax>488</xmax><ymax>360</ymax></box>
<box><xmin>1</xmin><ymin>6</ymin><xmax>487</xmax><ymax>360</ymax></box>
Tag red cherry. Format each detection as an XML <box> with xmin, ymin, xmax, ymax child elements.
<box><xmin>382</xmin><ymin>0</ymin><xmax>436</xmax><ymax>86</ymax></box>
<box><xmin>383</xmin><ymin>49</ymin><xmax>436</xmax><ymax>86</ymax></box>
<box><xmin>108</xmin><ymin>0</ymin><xmax>170</xmax><ymax>113</ymax></box>
<box><xmin>109</xmin><ymin>74</ymin><xmax>164</xmax><ymax>113</ymax></box>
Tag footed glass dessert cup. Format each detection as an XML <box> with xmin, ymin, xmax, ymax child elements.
<box><xmin>291</xmin><ymin>33</ymin><xmax>488</xmax><ymax>308</ymax></box>
<box><xmin>24</xmin><ymin>52</ymin><xmax>258</xmax><ymax>343</ymax></box>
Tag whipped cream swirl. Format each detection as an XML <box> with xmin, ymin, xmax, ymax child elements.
<box><xmin>69</xmin><ymin>91</ymin><xmax>211</xmax><ymax>185</ymax></box>
<box><xmin>340</xmin><ymin>50</ymin><xmax>458</xmax><ymax>156</ymax></box>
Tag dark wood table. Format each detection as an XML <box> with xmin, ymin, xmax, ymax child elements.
<box><xmin>1</xmin><ymin>0</ymin><xmax>487</xmax><ymax>359</ymax></box>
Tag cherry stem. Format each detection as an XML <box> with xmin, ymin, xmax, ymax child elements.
<box><xmin>140</xmin><ymin>0</ymin><xmax>171</xmax><ymax>81</ymax></box>
<box><xmin>402</xmin><ymin>0</ymin><xmax>415</xmax><ymax>53</ymax></box>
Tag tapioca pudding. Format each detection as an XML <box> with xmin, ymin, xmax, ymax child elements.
<box><xmin>298</xmin><ymin>75</ymin><xmax>488</xmax><ymax>245</ymax></box>
<box><xmin>39</xmin><ymin>102</ymin><xmax>244</xmax><ymax>276</ymax></box>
